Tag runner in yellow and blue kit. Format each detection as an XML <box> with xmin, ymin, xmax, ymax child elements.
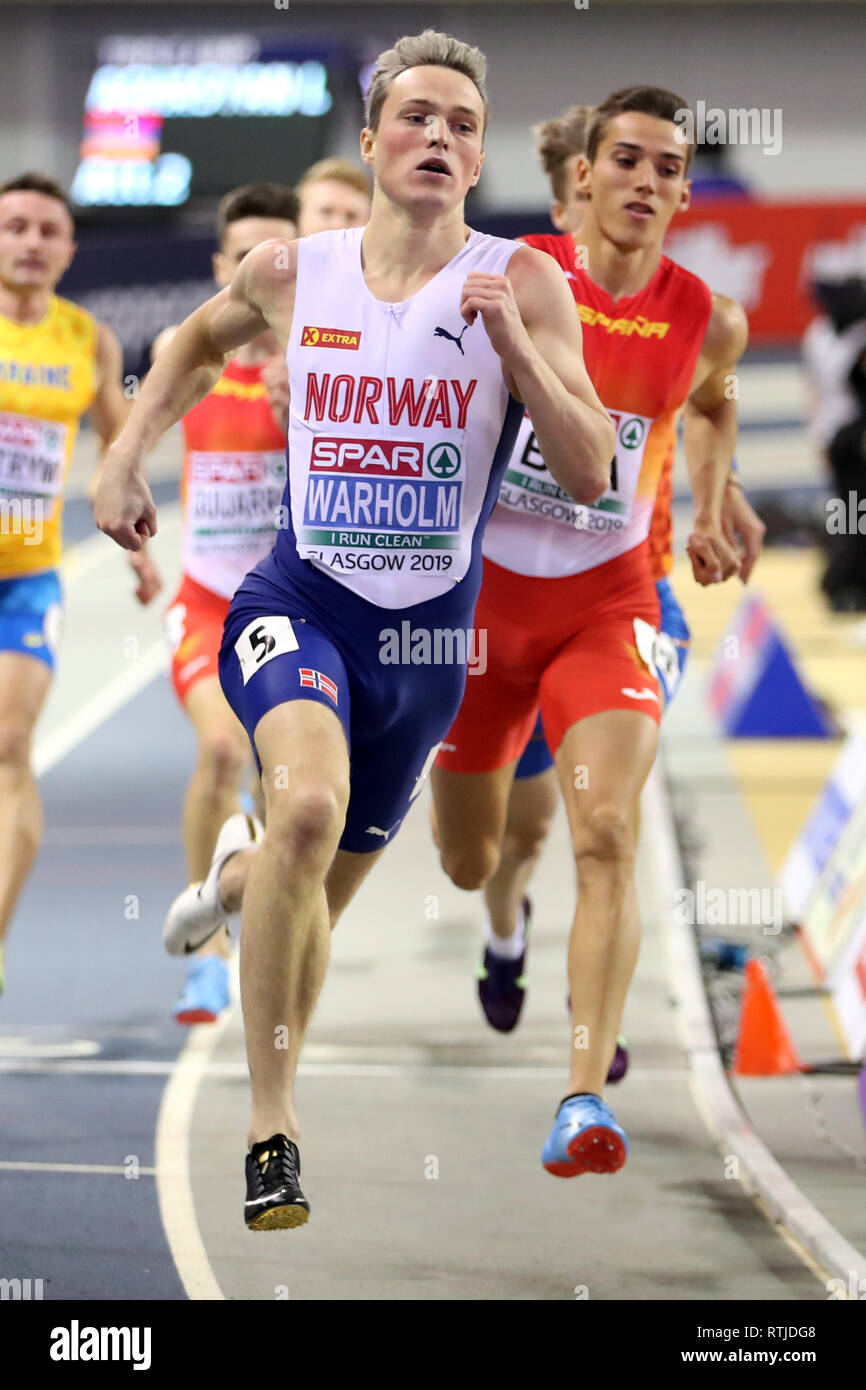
<box><xmin>0</xmin><ymin>173</ymin><xmax>128</xmax><ymax>993</ymax></box>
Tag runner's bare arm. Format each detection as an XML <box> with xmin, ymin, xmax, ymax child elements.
<box><xmin>683</xmin><ymin>294</ymin><xmax>748</xmax><ymax>585</ymax></box>
<box><xmin>106</xmin><ymin>242</ymin><xmax>290</xmax><ymax>461</ymax></box>
<box><xmin>94</xmin><ymin>239</ymin><xmax>297</xmax><ymax>550</ymax></box>
<box><xmin>85</xmin><ymin>323</ymin><xmax>129</xmax><ymax>504</ymax></box>
<box><xmin>721</xmin><ymin>474</ymin><xmax>766</xmax><ymax>584</ymax></box>
<box><xmin>150</xmin><ymin>323</ymin><xmax>227</xmax><ymax>409</ymax></box>
<box><xmin>461</xmin><ymin>248</ymin><xmax>614</xmax><ymax>505</ymax></box>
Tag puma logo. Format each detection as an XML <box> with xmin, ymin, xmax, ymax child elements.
<box><xmin>366</xmin><ymin>818</ymin><xmax>403</xmax><ymax>841</ymax></box>
<box><xmin>434</xmin><ymin>323</ymin><xmax>470</xmax><ymax>355</ymax></box>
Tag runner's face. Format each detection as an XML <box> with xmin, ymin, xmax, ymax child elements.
<box><xmin>0</xmin><ymin>192</ymin><xmax>75</xmax><ymax>293</ymax></box>
<box><xmin>213</xmin><ymin>216</ymin><xmax>297</xmax><ymax>288</ymax></box>
<box><xmin>363</xmin><ymin>65</ymin><xmax>485</xmax><ymax>213</ymax></box>
<box><xmin>298</xmin><ymin>179</ymin><xmax>370</xmax><ymax>236</ymax></box>
<box><xmin>577</xmin><ymin>112</ymin><xmax>691</xmax><ymax>250</ymax></box>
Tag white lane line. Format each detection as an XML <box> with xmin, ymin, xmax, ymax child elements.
<box><xmin>0</xmin><ymin>1059</ymin><xmax>690</xmax><ymax>1080</ymax></box>
<box><xmin>32</xmin><ymin>640</ymin><xmax>168</xmax><ymax>779</ymax></box>
<box><xmin>154</xmin><ymin>1013</ymin><xmax>232</xmax><ymax>1302</ymax></box>
<box><xmin>646</xmin><ymin>759</ymin><xmax>866</xmax><ymax>1298</ymax></box>
<box><xmin>0</xmin><ymin>1160</ymin><xmax>156</xmax><ymax>1175</ymax></box>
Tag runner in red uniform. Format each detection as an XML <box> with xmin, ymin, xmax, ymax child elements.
<box><xmin>453</xmin><ymin>103</ymin><xmax>766</xmax><ymax>1086</ymax></box>
<box><xmin>432</xmin><ymin>86</ymin><xmax>749</xmax><ymax>1176</ymax></box>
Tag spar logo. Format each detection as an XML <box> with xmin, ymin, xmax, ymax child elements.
<box><xmin>310</xmin><ymin>438</ymin><xmax>423</xmax><ymax>475</ymax></box>
<box><xmin>615</xmin><ymin>416</ymin><xmax>645</xmax><ymax>450</ymax></box>
<box><xmin>427</xmin><ymin>443</ymin><xmax>460</xmax><ymax>478</ymax></box>
<box><xmin>301</xmin><ymin>325</ymin><xmax>361</xmax><ymax>350</ymax></box>
<box><xmin>309</xmin><ymin>438</ymin><xmax>463</xmax><ymax>480</ymax></box>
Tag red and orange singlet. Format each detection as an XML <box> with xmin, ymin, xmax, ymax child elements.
<box><xmin>482</xmin><ymin>234</ymin><xmax>711</xmax><ymax>579</ymax></box>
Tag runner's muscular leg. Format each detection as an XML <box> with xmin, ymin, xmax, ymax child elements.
<box><xmin>553</xmin><ymin>709</ymin><xmax>658</xmax><ymax>1096</ymax></box>
<box><xmin>483</xmin><ymin>766</ymin><xmax>559</xmax><ymax>937</ymax></box>
<box><xmin>431</xmin><ymin>759</ymin><xmax>520</xmax><ymax>892</ymax></box>
<box><xmin>325</xmin><ymin>848</ymin><xmax>384</xmax><ymax>927</ymax></box>
<box><xmin>0</xmin><ymin>652</ymin><xmax>52</xmax><ymax>941</ymax></box>
<box><xmin>241</xmin><ymin>698</ymin><xmax>350</xmax><ymax>1146</ymax></box>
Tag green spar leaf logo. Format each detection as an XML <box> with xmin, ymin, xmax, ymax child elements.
<box><xmin>619</xmin><ymin>418</ymin><xmax>645</xmax><ymax>450</ymax></box>
<box><xmin>426</xmin><ymin>443</ymin><xmax>461</xmax><ymax>479</ymax></box>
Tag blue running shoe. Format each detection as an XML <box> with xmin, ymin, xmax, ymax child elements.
<box><xmin>477</xmin><ymin>898</ymin><xmax>530</xmax><ymax>1032</ymax></box>
<box><xmin>542</xmin><ymin>1093</ymin><xmax>628</xmax><ymax>1177</ymax></box>
<box><xmin>174</xmin><ymin>956</ymin><xmax>230</xmax><ymax>1025</ymax></box>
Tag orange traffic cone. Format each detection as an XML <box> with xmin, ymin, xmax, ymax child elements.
<box><xmin>731</xmin><ymin>958</ymin><xmax>802</xmax><ymax>1076</ymax></box>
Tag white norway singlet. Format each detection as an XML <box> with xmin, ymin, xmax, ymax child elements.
<box><xmin>284</xmin><ymin>225</ymin><xmax>520</xmax><ymax>607</ymax></box>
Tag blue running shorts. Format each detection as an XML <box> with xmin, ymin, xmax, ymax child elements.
<box><xmin>0</xmin><ymin>568</ymin><xmax>63</xmax><ymax>670</ymax></box>
<box><xmin>219</xmin><ymin>551</ymin><xmax>480</xmax><ymax>853</ymax></box>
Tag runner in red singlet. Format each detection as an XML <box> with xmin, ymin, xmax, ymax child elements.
<box><xmin>432</xmin><ymin>86</ymin><xmax>751</xmax><ymax>1176</ymax></box>
<box><xmin>474</xmin><ymin>108</ymin><xmax>766</xmax><ymax>1068</ymax></box>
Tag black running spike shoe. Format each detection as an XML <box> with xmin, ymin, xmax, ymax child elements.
<box><xmin>476</xmin><ymin>898</ymin><xmax>530</xmax><ymax>1033</ymax></box>
<box><xmin>244</xmin><ymin>1134</ymin><xmax>310</xmax><ymax>1231</ymax></box>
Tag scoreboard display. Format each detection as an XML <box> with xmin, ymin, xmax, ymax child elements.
<box><xmin>72</xmin><ymin>34</ymin><xmax>358</xmax><ymax>209</ymax></box>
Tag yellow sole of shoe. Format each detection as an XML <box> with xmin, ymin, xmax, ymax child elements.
<box><xmin>247</xmin><ymin>1203</ymin><xmax>310</xmax><ymax>1232</ymax></box>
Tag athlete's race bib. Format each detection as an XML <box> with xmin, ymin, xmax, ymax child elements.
<box><xmin>296</xmin><ymin>433</ymin><xmax>465</xmax><ymax>583</ymax></box>
<box><xmin>0</xmin><ymin>410</ymin><xmax>67</xmax><ymax>521</ymax></box>
<box><xmin>497</xmin><ymin>407</ymin><xmax>652</xmax><ymax>537</ymax></box>
<box><xmin>186</xmin><ymin>449</ymin><xmax>285</xmax><ymax>560</ymax></box>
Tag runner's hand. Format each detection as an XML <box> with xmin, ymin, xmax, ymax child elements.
<box><xmin>128</xmin><ymin>548</ymin><xmax>163</xmax><ymax>606</ymax></box>
<box><xmin>94</xmin><ymin>451</ymin><xmax>157</xmax><ymax>551</ymax></box>
<box><xmin>687</xmin><ymin>519</ymin><xmax>741</xmax><ymax>586</ymax></box>
<box><xmin>262</xmin><ymin>354</ymin><xmax>289</xmax><ymax>434</ymax></box>
<box><xmin>721</xmin><ymin>482</ymin><xmax>766</xmax><ymax>584</ymax></box>
<box><xmin>460</xmin><ymin>273</ymin><xmax>530</xmax><ymax>363</ymax></box>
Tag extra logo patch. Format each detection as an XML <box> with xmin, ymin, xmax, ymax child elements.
<box><xmin>301</xmin><ymin>326</ymin><xmax>361</xmax><ymax>350</ymax></box>
<box><xmin>234</xmin><ymin>616</ymin><xmax>299</xmax><ymax>685</ymax></box>
<box><xmin>299</xmin><ymin>668</ymin><xmax>338</xmax><ymax>704</ymax></box>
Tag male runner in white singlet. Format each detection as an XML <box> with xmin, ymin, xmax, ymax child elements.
<box><xmin>95</xmin><ymin>30</ymin><xmax>614</xmax><ymax>1230</ymax></box>
<box><xmin>158</xmin><ymin>174</ymin><xmax>372</xmax><ymax>1024</ymax></box>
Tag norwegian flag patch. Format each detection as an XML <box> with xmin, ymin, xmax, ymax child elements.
<box><xmin>299</xmin><ymin>667</ymin><xmax>339</xmax><ymax>704</ymax></box>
